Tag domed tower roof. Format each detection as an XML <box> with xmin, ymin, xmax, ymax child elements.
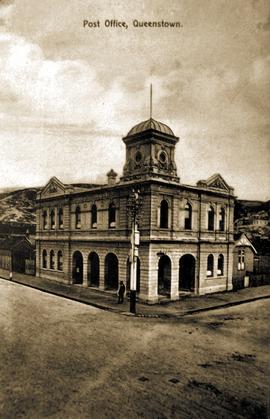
<box><xmin>127</xmin><ymin>117</ymin><xmax>174</xmax><ymax>137</ymax></box>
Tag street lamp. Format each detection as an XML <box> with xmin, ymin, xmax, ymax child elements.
<box><xmin>127</xmin><ymin>189</ymin><xmax>143</xmax><ymax>314</ymax></box>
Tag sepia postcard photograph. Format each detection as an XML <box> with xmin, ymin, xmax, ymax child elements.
<box><xmin>0</xmin><ymin>0</ymin><xmax>269</xmax><ymax>418</ymax></box>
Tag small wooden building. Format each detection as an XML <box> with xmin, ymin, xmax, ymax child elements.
<box><xmin>233</xmin><ymin>233</ymin><xmax>257</xmax><ymax>286</ymax></box>
<box><xmin>0</xmin><ymin>236</ymin><xmax>35</xmax><ymax>275</ymax></box>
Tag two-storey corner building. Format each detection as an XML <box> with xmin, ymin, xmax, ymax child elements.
<box><xmin>35</xmin><ymin>117</ymin><xmax>235</xmax><ymax>303</ymax></box>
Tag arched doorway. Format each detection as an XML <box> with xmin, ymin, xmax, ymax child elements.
<box><xmin>88</xmin><ymin>252</ymin><xmax>100</xmax><ymax>287</ymax></box>
<box><xmin>158</xmin><ymin>255</ymin><xmax>171</xmax><ymax>295</ymax></box>
<box><xmin>126</xmin><ymin>257</ymin><xmax>141</xmax><ymax>293</ymax></box>
<box><xmin>105</xmin><ymin>253</ymin><xmax>118</xmax><ymax>290</ymax></box>
<box><xmin>179</xmin><ymin>254</ymin><xmax>196</xmax><ymax>291</ymax></box>
<box><xmin>72</xmin><ymin>251</ymin><xmax>83</xmax><ymax>284</ymax></box>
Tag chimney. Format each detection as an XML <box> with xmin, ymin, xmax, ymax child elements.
<box><xmin>107</xmin><ymin>169</ymin><xmax>118</xmax><ymax>185</ymax></box>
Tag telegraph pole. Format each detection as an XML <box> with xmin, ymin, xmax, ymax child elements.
<box><xmin>127</xmin><ymin>189</ymin><xmax>143</xmax><ymax>314</ymax></box>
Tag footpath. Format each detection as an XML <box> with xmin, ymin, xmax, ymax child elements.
<box><xmin>0</xmin><ymin>269</ymin><xmax>270</xmax><ymax>318</ymax></box>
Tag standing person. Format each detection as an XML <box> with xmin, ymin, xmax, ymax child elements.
<box><xmin>117</xmin><ymin>281</ymin><xmax>126</xmax><ymax>304</ymax></box>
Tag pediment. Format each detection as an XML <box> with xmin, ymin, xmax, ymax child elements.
<box><xmin>235</xmin><ymin>233</ymin><xmax>257</xmax><ymax>253</ymax></box>
<box><xmin>12</xmin><ymin>237</ymin><xmax>34</xmax><ymax>251</ymax></box>
<box><xmin>40</xmin><ymin>177</ymin><xmax>67</xmax><ymax>198</ymax></box>
<box><xmin>197</xmin><ymin>174</ymin><xmax>234</xmax><ymax>193</ymax></box>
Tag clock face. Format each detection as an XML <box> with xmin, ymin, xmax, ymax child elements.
<box><xmin>158</xmin><ymin>150</ymin><xmax>168</xmax><ymax>164</ymax></box>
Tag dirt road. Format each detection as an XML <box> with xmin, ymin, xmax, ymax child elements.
<box><xmin>0</xmin><ymin>279</ymin><xmax>269</xmax><ymax>418</ymax></box>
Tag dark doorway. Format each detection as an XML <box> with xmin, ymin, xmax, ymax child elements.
<box><xmin>88</xmin><ymin>252</ymin><xmax>100</xmax><ymax>287</ymax></box>
<box><xmin>105</xmin><ymin>253</ymin><xmax>118</xmax><ymax>290</ymax></box>
<box><xmin>179</xmin><ymin>254</ymin><xmax>195</xmax><ymax>291</ymax></box>
<box><xmin>126</xmin><ymin>257</ymin><xmax>141</xmax><ymax>293</ymax></box>
<box><xmin>13</xmin><ymin>250</ymin><xmax>26</xmax><ymax>273</ymax></box>
<box><xmin>72</xmin><ymin>251</ymin><xmax>83</xmax><ymax>284</ymax></box>
<box><xmin>158</xmin><ymin>255</ymin><xmax>171</xmax><ymax>295</ymax></box>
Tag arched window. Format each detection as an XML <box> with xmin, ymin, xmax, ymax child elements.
<box><xmin>42</xmin><ymin>249</ymin><xmax>47</xmax><ymax>269</ymax></box>
<box><xmin>91</xmin><ymin>204</ymin><xmax>97</xmax><ymax>228</ymax></box>
<box><xmin>238</xmin><ymin>249</ymin><xmax>245</xmax><ymax>271</ymax></box>
<box><xmin>43</xmin><ymin>210</ymin><xmax>48</xmax><ymax>230</ymax></box>
<box><xmin>184</xmin><ymin>203</ymin><xmax>192</xmax><ymax>230</ymax></box>
<box><xmin>108</xmin><ymin>203</ymin><xmax>116</xmax><ymax>228</ymax></box>
<box><xmin>75</xmin><ymin>206</ymin><xmax>81</xmax><ymax>229</ymax></box>
<box><xmin>207</xmin><ymin>254</ymin><xmax>214</xmax><ymax>277</ymax></box>
<box><xmin>208</xmin><ymin>205</ymin><xmax>215</xmax><ymax>231</ymax></box>
<box><xmin>219</xmin><ymin>207</ymin><xmax>225</xmax><ymax>231</ymax></box>
<box><xmin>50</xmin><ymin>209</ymin><xmax>55</xmax><ymax>229</ymax></box>
<box><xmin>57</xmin><ymin>250</ymin><xmax>63</xmax><ymax>271</ymax></box>
<box><xmin>217</xmin><ymin>254</ymin><xmax>224</xmax><ymax>276</ymax></box>
<box><xmin>50</xmin><ymin>250</ymin><xmax>55</xmax><ymax>270</ymax></box>
<box><xmin>160</xmin><ymin>200</ymin><xmax>169</xmax><ymax>229</ymax></box>
<box><xmin>58</xmin><ymin>208</ymin><xmax>63</xmax><ymax>229</ymax></box>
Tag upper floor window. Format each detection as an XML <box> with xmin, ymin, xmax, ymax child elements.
<box><xmin>57</xmin><ymin>250</ymin><xmax>63</xmax><ymax>271</ymax></box>
<box><xmin>50</xmin><ymin>209</ymin><xmax>55</xmax><ymax>229</ymax></box>
<box><xmin>58</xmin><ymin>208</ymin><xmax>63</xmax><ymax>229</ymax></box>
<box><xmin>42</xmin><ymin>249</ymin><xmax>47</xmax><ymax>268</ymax></box>
<box><xmin>75</xmin><ymin>206</ymin><xmax>81</xmax><ymax>229</ymax></box>
<box><xmin>208</xmin><ymin>205</ymin><xmax>215</xmax><ymax>231</ymax></box>
<box><xmin>160</xmin><ymin>200</ymin><xmax>169</xmax><ymax>229</ymax></box>
<box><xmin>184</xmin><ymin>203</ymin><xmax>192</xmax><ymax>230</ymax></box>
<box><xmin>109</xmin><ymin>203</ymin><xmax>116</xmax><ymax>228</ymax></box>
<box><xmin>50</xmin><ymin>250</ymin><xmax>55</xmax><ymax>270</ymax></box>
<box><xmin>91</xmin><ymin>204</ymin><xmax>97</xmax><ymax>228</ymax></box>
<box><xmin>207</xmin><ymin>254</ymin><xmax>214</xmax><ymax>277</ymax></box>
<box><xmin>219</xmin><ymin>207</ymin><xmax>225</xmax><ymax>231</ymax></box>
<box><xmin>238</xmin><ymin>249</ymin><xmax>245</xmax><ymax>270</ymax></box>
<box><xmin>43</xmin><ymin>210</ymin><xmax>48</xmax><ymax>230</ymax></box>
<box><xmin>217</xmin><ymin>254</ymin><xmax>224</xmax><ymax>276</ymax></box>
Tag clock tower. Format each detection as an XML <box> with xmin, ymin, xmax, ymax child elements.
<box><xmin>121</xmin><ymin>117</ymin><xmax>180</xmax><ymax>183</ymax></box>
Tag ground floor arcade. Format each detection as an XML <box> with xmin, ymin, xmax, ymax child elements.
<box><xmin>36</xmin><ymin>241</ymin><xmax>234</xmax><ymax>303</ymax></box>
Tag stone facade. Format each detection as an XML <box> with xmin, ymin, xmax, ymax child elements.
<box><xmin>35</xmin><ymin>117</ymin><xmax>235</xmax><ymax>302</ymax></box>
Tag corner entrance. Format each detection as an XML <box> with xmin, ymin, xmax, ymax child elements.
<box><xmin>179</xmin><ymin>254</ymin><xmax>195</xmax><ymax>291</ymax></box>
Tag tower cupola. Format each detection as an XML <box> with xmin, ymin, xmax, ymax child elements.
<box><xmin>121</xmin><ymin>117</ymin><xmax>179</xmax><ymax>183</ymax></box>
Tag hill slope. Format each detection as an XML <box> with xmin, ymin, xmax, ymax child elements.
<box><xmin>0</xmin><ymin>183</ymin><xmax>100</xmax><ymax>225</ymax></box>
<box><xmin>0</xmin><ymin>188</ymin><xmax>38</xmax><ymax>224</ymax></box>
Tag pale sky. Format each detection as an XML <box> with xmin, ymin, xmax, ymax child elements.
<box><xmin>0</xmin><ymin>0</ymin><xmax>269</xmax><ymax>200</ymax></box>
